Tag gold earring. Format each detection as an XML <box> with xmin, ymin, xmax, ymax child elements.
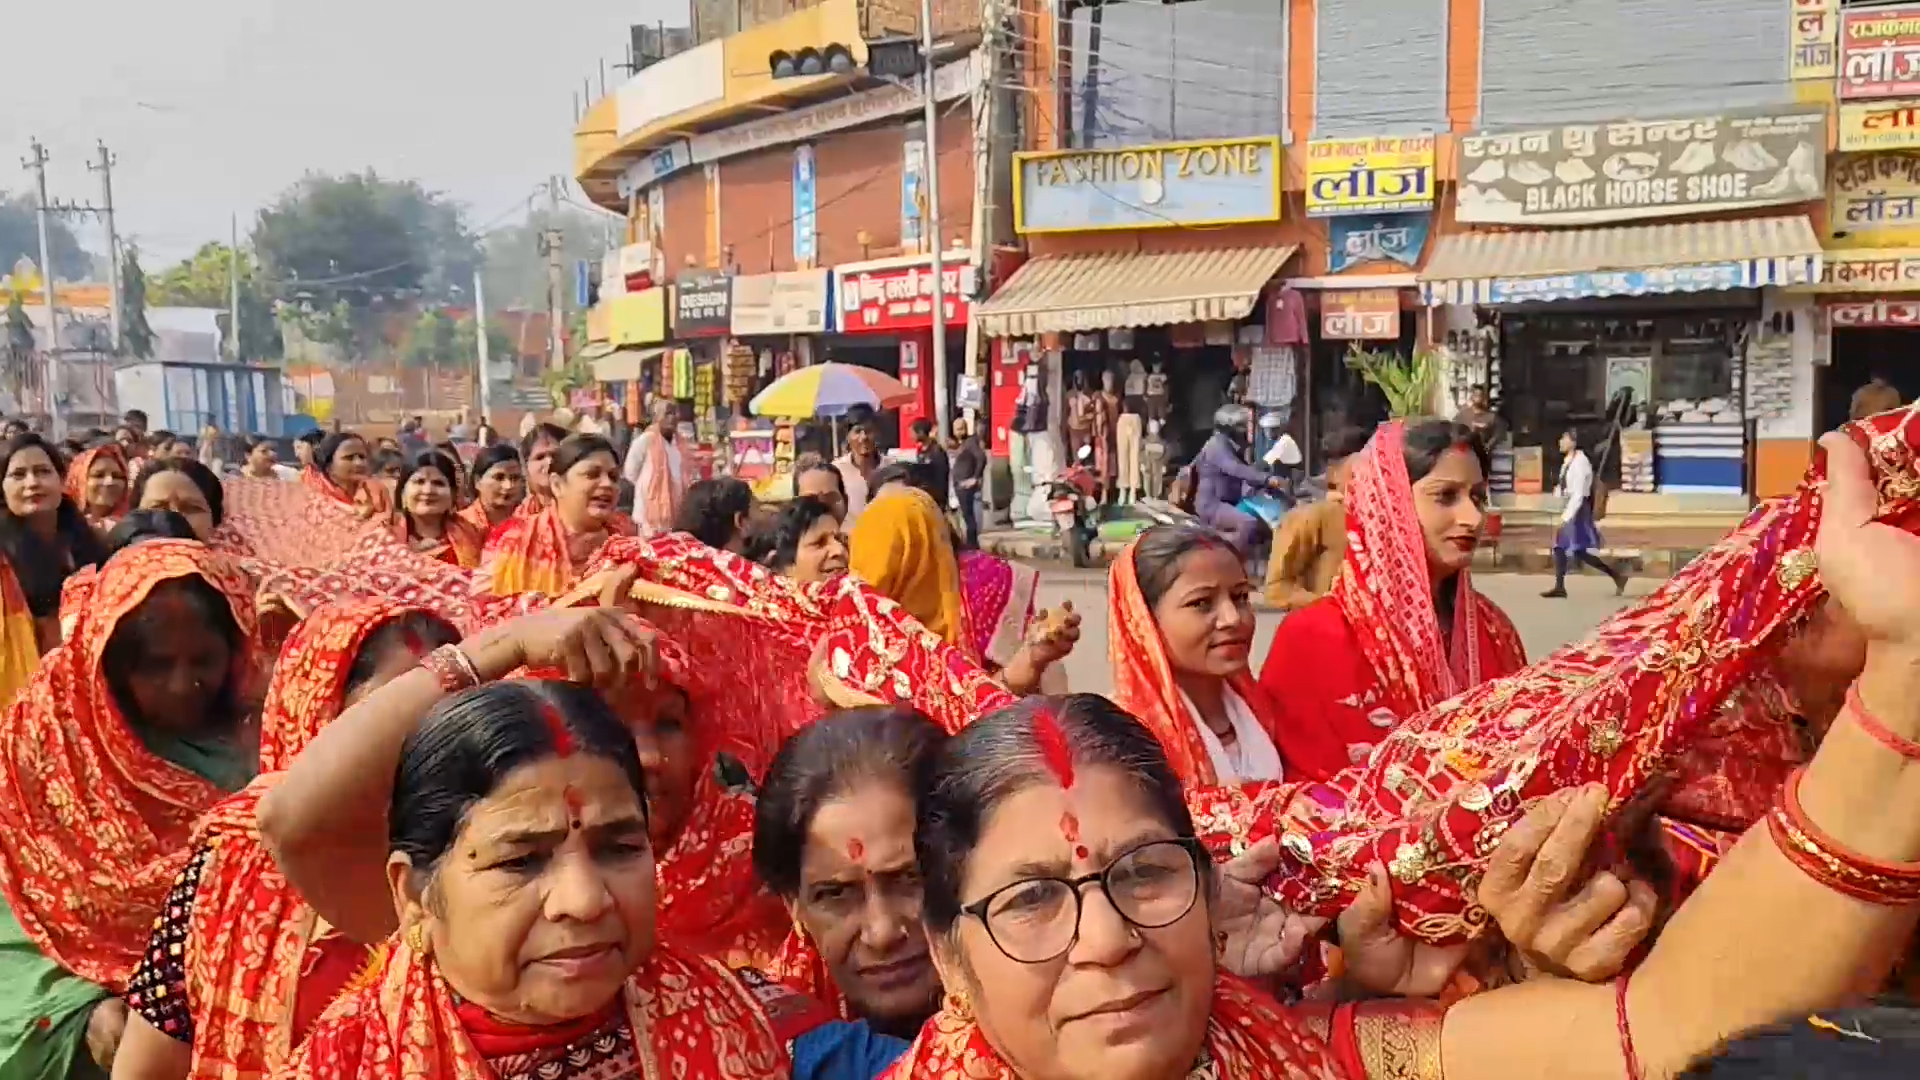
<box><xmin>943</xmin><ymin>988</ymin><xmax>972</xmax><ymax>1020</ymax></box>
<box><xmin>405</xmin><ymin>921</ymin><xmax>430</xmax><ymax>957</ymax></box>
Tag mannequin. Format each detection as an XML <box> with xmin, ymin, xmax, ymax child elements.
<box><xmin>1117</xmin><ymin>394</ymin><xmax>1145</xmax><ymax>503</ymax></box>
<box><xmin>1010</xmin><ymin>357</ymin><xmax>1049</xmax><ymax>518</ymax></box>
<box><xmin>1146</xmin><ymin>361</ymin><xmax>1170</xmax><ymax>425</ymax></box>
<box><xmin>1094</xmin><ymin>369</ymin><xmax>1121</xmax><ymax>500</ymax></box>
<box><xmin>1142</xmin><ymin>419</ymin><xmax>1167</xmax><ymax>500</ymax></box>
<box><xmin>1124</xmin><ymin>358</ymin><xmax>1147</xmax><ymax>398</ymax></box>
<box><xmin>1066</xmin><ymin>371</ymin><xmax>1096</xmax><ymax>468</ymax></box>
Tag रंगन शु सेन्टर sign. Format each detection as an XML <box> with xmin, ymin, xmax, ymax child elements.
<box><xmin>1454</xmin><ymin>106</ymin><xmax>1827</xmax><ymax>226</ymax></box>
<box><xmin>1013</xmin><ymin>137</ymin><xmax>1283</xmax><ymax>234</ymax></box>
<box><xmin>1304</xmin><ymin>135</ymin><xmax>1436</xmax><ymax>217</ymax></box>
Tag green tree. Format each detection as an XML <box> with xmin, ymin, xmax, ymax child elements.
<box><xmin>481</xmin><ymin>206</ymin><xmax>615</xmax><ymax>310</ymax></box>
<box><xmin>0</xmin><ymin>194</ymin><xmax>89</xmax><ymax>282</ymax></box>
<box><xmin>152</xmin><ymin>242</ymin><xmax>282</xmax><ymax>362</ymax></box>
<box><xmin>4</xmin><ymin>289</ymin><xmax>37</xmax><ymax>413</ymax></box>
<box><xmin>404</xmin><ymin>309</ymin><xmax>459</xmax><ymax>368</ymax></box>
<box><xmin>450</xmin><ymin>313</ymin><xmax>511</xmax><ymax>370</ymax></box>
<box><xmin>120</xmin><ymin>245</ymin><xmax>157</xmax><ymax>359</ymax></box>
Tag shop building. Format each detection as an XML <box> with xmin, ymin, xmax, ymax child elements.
<box><xmin>830</xmin><ymin>252</ymin><xmax>976</xmax><ymax>444</ymax></box>
<box><xmin>1418</xmin><ymin>107</ymin><xmax>1829</xmax><ymax>512</ymax></box>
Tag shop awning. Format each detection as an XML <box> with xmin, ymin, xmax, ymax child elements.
<box><xmin>591</xmin><ymin>346</ymin><xmax>665</xmax><ymax>383</ymax></box>
<box><xmin>1418</xmin><ymin>216</ymin><xmax>1823</xmax><ymax>306</ymax></box>
<box><xmin>976</xmin><ymin>245</ymin><xmax>1298</xmax><ymax>337</ymax></box>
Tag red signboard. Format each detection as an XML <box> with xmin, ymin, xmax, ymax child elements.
<box><xmin>1842</xmin><ymin>3</ymin><xmax>1920</xmax><ymax>100</ymax></box>
<box><xmin>1829</xmin><ymin>298</ymin><xmax>1920</xmax><ymax>327</ymax></box>
<box><xmin>834</xmin><ymin>261</ymin><xmax>976</xmax><ymax>333</ymax></box>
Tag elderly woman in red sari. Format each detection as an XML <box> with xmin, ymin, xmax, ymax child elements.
<box><xmin>303</xmin><ymin>431</ymin><xmax>391</xmax><ymax>520</ymax></box>
<box><xmin>477</xmin><ymin>434</ymin><xmax>634</xmax><ymax>597</ymax></box>
<box><xmin>1256</xmin><ymin>418</ymin><xmax>1526</xmax><ymax>781</ymax></box>
<box><xmin>113</xmin><ymin>602</ymin><xmax>461</xmax><ymax>1080</ymax></box>
<box><xmin>256</xmin><ymin>605</ymin><xmax>904</xmax><ymax>1080</ymax></box>
<box><xmin>0</xmin><ymin>541</ymin><xmax>257</xmax><ymax>1078</ymax></box>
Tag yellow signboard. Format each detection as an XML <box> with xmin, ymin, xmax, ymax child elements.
<box><xmin>1816</xmin><ymin>248</ymin><xmax>1920</xmax><ymax>292</ymax></box>
<box><xmin>1790</xmin><ymin>4</ymin><xmax>1838</xmax><ymax>81</ymax></box>
<box><xmin>1840</xmin><ymin>99</ymin><xmax>1920</xmax><ymax>152</ymax></box>
<box><xmin>606</xmin><ymin>288</ymin><xmax>667</xmax><ymax>346</ymax></box>
<box><xmin>1829</xmin><ymin>152</ymin><xmax>1920</xmax><ymax>251</ymax></box>
<box><xmin>1304</xmin><ymin>135</ymin><xmax>1436</xmax><ymax>218</ymax></box>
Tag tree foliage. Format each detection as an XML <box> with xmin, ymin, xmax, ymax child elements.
<box><xmin>120</xmin><ymin>246</ymin><xmax>157</xmax><ymax>360</ymax></box>
<box><xmin>482</xmin><ymin>206</ymin><xmax>615</xmax><ymax>310</ymax></box>
<box><xmin>152</xmin><ymin>242</ymin><xmax>282</xmax><ymax>362</ymax></box>
<box><xmin>0</xmin><ymin>193</ymin><xmax>89</xmax><ymax>283</ymax></box>
<box><xmin>3</xmin><ymin>289</ymin><xmax>38</xmax><ymax>414</ymax></box>
<box><xmin>404</xmin><ymin>309</ymin><xmax>458</xmax><ymax>368</ymax></box>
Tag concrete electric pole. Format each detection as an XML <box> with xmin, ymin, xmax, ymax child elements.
<box><xmin>87</xmin><ymin>142</ymin><xmax>122</xmax><ymax>354</ymax></box>
<box><xmin>22</xmin><ymin>140</ymin><xmax>61</xmax><ymax>435</ymax></box>
<box><xmin>544</xmin><ymin>180</ymin><xmax>567</xmax><ymax>372</ymax></box>
<box><xmin>920</xmin><ymin>0</ymin><xmax>950</xmax><ymax>439</ymax></box>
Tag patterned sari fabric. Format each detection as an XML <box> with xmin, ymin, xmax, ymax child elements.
<box><xmin>1107</xmin><ymin>541</ymin><xmax>1284</xmax><ymax>786</ymax></box>
<box><xmin>0</xmin><ymin>560</ymin><xmax>42</xmax><ymax>701</ymax></box>
<box><xmin>125</xmin><ymin>603</ymin><xmax>434</xmax><ymax>1079</ymax></box>
<box><xmin>481</xmin><ymin>505</ymin><xmax>635</xmax><ymax>598</ymax></box>
<box><xmin>274</xmin><ymin>939</ymin><xmax>789</xmax><ymax>1080</ymax></box>
<box><xmin>66</xmin><ymin>443</ymin><xmax>130</xmax><ymax>528</ymax></box>
<box><xmin>301</xmin><ymin>465</ymin><xmax>390</xmax><ymax>519</ymax></box>
<box><xmin>390</xmin><ymin>512</ymin><xmax>486</xmax><ymax>569</ymax></box>
<box><xmin>0</xmin><ymin>539</ymin><xmax>257</xmax><ymax>989</ymax></box>
<box><xmin>1259</xmin><ymin>420</ymin><xmax>1527</xmax><ymax>782</ymax></box>
<box><xmin>881</xmin><ymin>972</ymin><xmax>1443</xmax><ymax>1080</ymax></box>
<box><xmin>956</xmin><ymin>550</ymin><xmax>1038</xmax><ymax>672</ymax></box>
<box><xmin>1186</xmin><ymin>412</ymin><xmax>1920</xmax><ymax>945</ymax></box>
<box><xmin>847</xmin><ymin>488</ymin><xmax>976</xmax><ymax>663</ymax></box>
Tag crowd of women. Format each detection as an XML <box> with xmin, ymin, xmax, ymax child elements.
<box><xmin>0</xmin><ymin>406</ymin><xmax>1914</xmax><ymax>1080</ymax></box>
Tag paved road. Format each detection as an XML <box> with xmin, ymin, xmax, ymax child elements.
<box><xmin>1036</xmin><ymin>569</ymin><xmax>1646</xmax><ymax>697</ymax></box>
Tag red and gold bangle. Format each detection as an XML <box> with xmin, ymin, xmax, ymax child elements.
<box><xmin>421</xmin><ymin>644</ymin><xmax>481</xmax><ymax>695</ymax></box>
<box><xmin>1767</xmin><ymin>767</ymin><xmax>1920</xmax><ymax>906</ymax></box>
<box><xmin>1615</xmin><ymin>975</ymin><xmax>1643</xmax><ymax>1080</ymax></box>
<box><xmin>1843</xmin><ymin>682</ymin><xmax>1920</xmax><ymax>762</ymax></box>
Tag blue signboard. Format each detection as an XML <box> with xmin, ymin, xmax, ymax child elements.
<box><xmin>1014</xmin><ymin>137</ymin><xmax>1284</xmax><ymax>234</ymax></box>
<box><xmin>1328</xmin><ymin>213</ymin><xmax>1431</xmax><ymax>273</ymax></box>
<box><xmin>794</xmin><ymin>145</ymin><xmax>818</xmax><ymax>266</ymax></box>
<box><xmin>574</xmin><ymin>260</ymin><xmax>593</xmax><ymax>308</ymax></box>
<box><xmin>1484</xmin><ymin>262</ymin><xmax>1749</xmax><ymax>305</ymax></box>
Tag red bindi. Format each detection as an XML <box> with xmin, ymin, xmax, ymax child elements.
<box><xmin>1059</xmin><ymin>811</ymin><xmax>1081</xmax><ymax>844</ymax></box>
<box><xmin>1074</xmin><ymin>844</ymin><xmax>1090</xmax><ymax>861</ymax></box>
<box><xmin>563</xmin><ymin>785</ymin><xmax>583</xmax><ymax>829</ymax></box>
<box><xmin>846</xmin><ymin>837</ymin><xmax>866</xmax><ymax>863</ymax></box>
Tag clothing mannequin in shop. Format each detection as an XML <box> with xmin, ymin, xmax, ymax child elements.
<box><xmin>1125</xmin><ymin>358</ymin><xmax>1147</xmax><ymax>398</ymax></box>
<box><xmin>1010</xmin><ymin>358</ymin><xmax>1049</xmax><ymax>516</ymax></box>
<box><xmin>1094</xmin><ymin>368</ymin><xmax>1121</xmax><ymax>500</ymax></box>
<box><xmin>1065</xmin><ymin>371</ymin><xmax>1096</xmax><ymax>468</ymax></box>
<box><xmin>1145</xmin><ymin>361</ymin><xmax>1169</xmax><ymax>424</ymax></box>
<box><xmin>1116</xmin><ymin>394</ymin><xmax>1145</xmax><ymax>504</ymax></box>
<box><xmin>1142</xmin><ymin>419</ymin><xmax>1167</xmax><ymax>500</ymax></box>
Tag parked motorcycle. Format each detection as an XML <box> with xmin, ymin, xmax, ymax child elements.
<box><xmin>1047</xmin><ymin>448</ymin><xmax>1103</xmax><ymax>568</ymax></box>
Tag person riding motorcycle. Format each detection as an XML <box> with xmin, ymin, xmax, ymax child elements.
<box><xmin>1191</xmin><ymin>404</ymin><xmax>1283</xmax><ymax>556</ymax></box>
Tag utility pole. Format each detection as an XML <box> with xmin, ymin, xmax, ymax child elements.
<box><xmin>473</xmin><ymin>267</ymin><xmax>494</xmax><ymax>424</ymax></box>
<box><xmin>87</xmin><ymin>142</ymin><xmax>121</xmax><ymax>354</ymax></box>
<box><xmin>544</xmin><ymin>180</ymin><xmax>567</xmax><ymax>372</ymax></box>
<box><xmin>920</xmin><ymin>0</ymin><xmax>951</xmax><ymax>438</ymax></box>
<box><xmin>228</xmin><ymin>214</ymin><xmax>241</xmax><ymax>362</ymax></box>
<box><xmin>23</xmin><ymin>140</ymin><xmax>60</xmax><ymax>437</ymax></box>
<box><xmin>967</xmin><ymin>0</ymin><xmax>1000</xmax><ymax>514</ymax></box>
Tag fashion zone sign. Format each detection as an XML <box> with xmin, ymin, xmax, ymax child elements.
<box><xmin>1455</xmin><ymin>107</ymin><xmax>1827</xmax><ymax>225</ymax></box>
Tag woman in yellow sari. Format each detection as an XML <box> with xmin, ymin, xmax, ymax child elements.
<box><xmin>848</xmin><ymin>486</ymin><xmax>1074</xmax><ymax>696</ymax></box>
<box><xmin>0</xmin><ymin>434</ymin><xmax>109</xmax><ymax>685</ymax></box>
<box><xmin>476</xmin><ymin>434</ymin><xmax>633</xmax><ymax>597</ymax></box>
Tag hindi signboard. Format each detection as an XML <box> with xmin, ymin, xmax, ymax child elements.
<box><xmin>1829</xmin><ymin>298</ymin><xmax>1920</xmax><ymax>326</ymax></box>
<box><xmin>1320</xmin><ymin>289</ymin><xmax>1401</xmax><ymax>340</ymax></box>
<box><xmin>1840</xmin><ymin>98</ymin><xmax>1920</xmax><ymax>151</ymax></box>
<box><xmin>1820</xmin><ymin>249</ymin><xmax>1920</xmax><ymax>291</ymax></box>
<box><xmin>1841</xmin><ymin>3</ymin><xmax>1920</xmax><ymax>100</ymax></box>
<box><xmin>1327</xmin><ymin>213</ymin><xmax>1430</xmax><ymax>272</ymax></box>
<box><xmin>1304</xmin><ymin>135</ymin><xmax>1436</xmax><ymax>217</ymax></box>
<box><xmin>1828</xmin><ymin>152</ymin><xmax>1920</xmax><ymax>250</ymax></box>
<box><xmin>1792</xmin><ymin>5</ymin><xmax>1839</xmax><ymax>82</ymax></box>
<box><xmin>1455</xmin><ymin>107</ymin><xmax>1827</xmax><ymax>225</ymax></box>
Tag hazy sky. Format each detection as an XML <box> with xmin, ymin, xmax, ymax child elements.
<box><xmin>7</xmin><ymin>0</ymin><xmax>682</xmax><ymax>264</ymax></box>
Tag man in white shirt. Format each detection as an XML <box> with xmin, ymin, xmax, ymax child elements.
<box><xmin>1543</xmin><ymin>429</ymin><xmax>1627</xmax><ymax>598</ymax></box>
<box><xmin>623</xmin><ymin>400</ymin><xmax>685</xmax><ymax>530</ymax></box>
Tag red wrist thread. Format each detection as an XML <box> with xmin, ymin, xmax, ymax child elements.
<box><xmin>1614</xmin><ymin>975</ymin><xmax>1643</xmax><ymax>1080</ymax></box>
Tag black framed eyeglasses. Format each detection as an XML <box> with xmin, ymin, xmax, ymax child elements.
<box><xmin>958</xmin><ymin>838</ymin><xmax>1207</xmax><ymax>964</ymax></box>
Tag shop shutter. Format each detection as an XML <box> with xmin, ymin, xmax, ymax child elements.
<box><xmin>1313</xmin><ymin>0</ymin><xmax>1448</xmax><ymax>138</ymax></box>
<box><xmin>1481</xmin><ymin>0</ymin><xmax>1789</xmax><ymax>127</ymax></box>
<box><xmin>1065</xmin><ymin>0</ymin><xmax>1288</xmax><ymax>148</ymax></box>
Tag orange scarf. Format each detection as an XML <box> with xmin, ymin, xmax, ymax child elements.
<box><xmin>278</xmin><ymin>940</ymin><xmax>789</xmax><ymax>1080</ymax></box>
<box><xmin>302</xmin><ymin>465</ymin><xmax>391</xmax><ymax>519</ymax></box>
<box><xmin>481</xmin><ymin>506</ymin><xmax>635</xmax><ymax>597</ymax></box>
<box><xmin>180</xmin><ymin>603</ymin><xmax>430</xmax><ymax>1079</ymax></box>
<box><xmin>880</xmin><ymin>974</ymin><xmax>1349</xmax><ymax>1080</ymax></box>
<box><xmin>0</xmin><ymin>540</ymin><xmax>256</xmax><ymax>990</ymax></box>
<box><xmin>1106</xmin><ymin>541</ymin><xmax>1282</xmax><ymax>786</ymax></box>
<box><xmin>66</xmin><ymin>443</ymin><xmax>130</xmax><ymax>525</ymax></box>
<box><xmin>391</xmin><ymin>512</ymin><xmax>486</xmax><ymax>569</ymax></box>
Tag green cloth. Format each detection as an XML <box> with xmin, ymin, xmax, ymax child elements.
<box><xmin>0</xmin><ymin>728</ymin><xmax>252</xmax><ymax>1078</ymax></box>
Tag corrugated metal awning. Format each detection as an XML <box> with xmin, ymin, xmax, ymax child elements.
<box><xmin>591</xmin><ymin>346</ymin><xmax>665</xmax><ymax>383</ymax></box>
<box><xmin>977</xmin><ymin>245</ymin><xmax>1298</xmax><ymax>337</ymax></box>
<box><xmin>1419</xmin><ymin>216</ymin><xmax>1823</xmax><ymax>306</ymax></box>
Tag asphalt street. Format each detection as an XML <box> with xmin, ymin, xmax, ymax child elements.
<box><xmin>1036</xmin><ymin>569</ymin><xmax>1646</xmax><ymax>697</ymax></box>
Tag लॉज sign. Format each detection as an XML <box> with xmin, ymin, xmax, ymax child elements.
<box><xmin>1841</xmin><ymin>3</ymin><xmax>1920</xmax><ymax>100</ymax></box>
<box><xmin>1455</xmin><ymin>107</ymin><xmax>1827</xmax><ymax>225</ymax></box>
<box><xmin>1305</xmin><ymin>135</ymin><xmax>1436</xmax><ymax>217</ymax></box>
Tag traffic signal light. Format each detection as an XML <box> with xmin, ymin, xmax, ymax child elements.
<box><xmin>769</xmin><ymin>45</ymin><xmax>857</xmax><ymax>78</ymax></box>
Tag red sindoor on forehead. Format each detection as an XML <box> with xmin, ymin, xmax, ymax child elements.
<box><xmin>539</xmin><ymin>700</ymin><xmax>577</xmax><ymax>757</ymax></box>
<box><xmin>846</xmin><ymin>837</ymin><xmax>866</xmax><ymax>862</ymax></box>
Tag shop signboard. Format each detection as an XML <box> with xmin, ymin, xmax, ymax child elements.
<box><xmin>1013</xmin><ymin>137</ymin><xmax>1283</xmax><ymax>234</ymax></box>
<box><xmin>673</xmin><ymin>270</ymin><xmax>733</xmax><ymax>337</ymax></box>
<box><xmin>1829</xmin><ymin>298</ymin><xmax>1920</xmax><ymax>326</ymax></box>
<box><xmin>835</xmin><ymin>261</ymin><xmax>977</xmax><ymax>332</ymax></box>
<box><xmin>617</xmin><ymin>139</ymin><xmax>694</xmax><ymax>199</ymax></box>
<box><xmin>1304</xmin><ymin>135</ymin><xmax>1436</xmax><ymax>217</ymax></box>
<box><xmin>1828</xmin><ymin>151</ymin><xmax>1920</xmax><ymax>250</ymax></box>
<box><xmin>731</xmin><ymin>270</ymin><xmax>833</xmax><ymax>336</ymax></box>
<box><xmin>606</xmin><ymin>289</ymin><xmax>667</xmax><ymax>346</ymax></box>
<box><xmin>1841</xmin><ymin>3</ymin><xmax>1920</xmax><ymax>100</ymax></box>
<box><xmin>1821</xmin><ymin>249</ymin><xmax>1920</xmax><ymax>290</ymax></box>
<box><xmin>1320</xmin><ymin>289</ymin><xmax>1401</xmax><ymax>340</ymax></box>
<box><xmin>1791</xmin><ymin>3</ymin><xmax>1839</xmax><ymax>83</ymax></box>
<box><xmin>794</xmin><ymin>146</ymin><xmax>818</xmax><ymax>268</ymax></box>
<box><xmin>1476</xmin><ymin>262</ymin><xmax>1753</xmax><ymax>305</ymax></box>
<box><xmin>1454</xmin><ymin>107</ymin><xmax>1827</xmax><ymax>225</ymax></box>
<box><xmin>1840</xmin><ymin>99</ymin><xmax>1920</xmax><ymax>150</ymax></box>
<box><xmin>1327</xmin><ymin>213</ymin><xmax>1431</xmax><ymax>272</ymax></box>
